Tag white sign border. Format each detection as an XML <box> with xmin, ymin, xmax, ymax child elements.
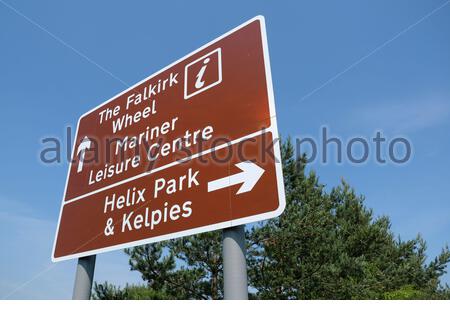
<box><xmin>52</xmin><ymin>15</ymin><xmax>286</xmax><ymax>262</ymax></box>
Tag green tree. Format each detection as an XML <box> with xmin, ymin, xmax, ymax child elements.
<box><xmin>94</xmin><ymin>139</ymin><xmax>450</xmax><ymax>299</ymax></box>
<box><xmin>248</xmin><ymin>139</ymin><xmax>450</xmax><ymax>299</ymax></box>
<box><xmin>98</xmin><ymin>232</ymin><xmax>224</xmax><ymax>299</ymax></box>
<box><xmin>93</xmin><ymin>282</ymin><xmax>170</xmax><ymax>300</ymax></box>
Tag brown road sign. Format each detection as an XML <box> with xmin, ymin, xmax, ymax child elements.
<box><xmin>52</xmin><ymin>16</ymin><xmax>285</xmax><ymax>262</ymax></box>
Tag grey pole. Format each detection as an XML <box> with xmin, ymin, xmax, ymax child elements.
<box><xmin>72</xmin><ymin>255</ymin><xmax>96</xmax><ymax>300</ymax></box>
<box><xmin>222</xmin><ymin>224</ymin><xmax>248</xmax><ymax>299</ymax></box>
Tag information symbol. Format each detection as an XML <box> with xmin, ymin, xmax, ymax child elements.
<box><xmin>195</xmin><ymin>58</ymin><xmax>211</xmax><ymax>89</ymax></box>
<box><xmin>184</xmin><ymin>48</ymin><xmax>222</xmax><ymax>99</ymax></box>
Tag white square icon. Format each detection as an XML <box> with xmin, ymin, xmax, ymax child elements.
<box><xmin>184</xmin><ymin>48</ymin><xmax>222</xmax><ymax>99</ymax></box>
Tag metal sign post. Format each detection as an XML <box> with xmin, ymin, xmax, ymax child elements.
<box><xmin>222</xmin><ymin>225</ymin><xmax>248</xmax><ymax>299</ymax></box>
<box><xmin>72</xmin><ymin>255</ymin><xmax>96</xmax><ymax>300</ymax></box>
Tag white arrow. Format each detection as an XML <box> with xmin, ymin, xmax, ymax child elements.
<box><xmin>208</xmin><ymin>161</ymin><xmax>265</xmax><ymax>195</ymax></box>
<box><xmin>76</xmin><ymin>136</ymin><xmax>92</xmax><ymax>173</ymax></box>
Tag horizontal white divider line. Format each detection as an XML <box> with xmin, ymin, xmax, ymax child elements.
<box><xmin>64</xmin><ymin>127</ymin><xmax>274</xmax><ymax>205</ymax></box>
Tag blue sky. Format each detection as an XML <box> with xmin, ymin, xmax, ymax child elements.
<box><xmin>1</xmin><ymin>0</ymin><xmax>449</xmax><ymax>299</ymax></box>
